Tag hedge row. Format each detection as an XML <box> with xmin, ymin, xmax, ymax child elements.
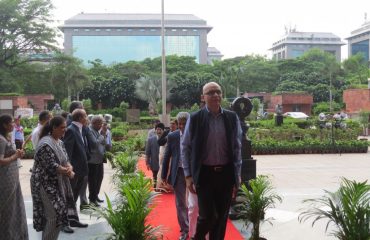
<box><xmin>252</xmin><ymin>139</ymin><xmax>369</xmax><ymax>155</ymax></box>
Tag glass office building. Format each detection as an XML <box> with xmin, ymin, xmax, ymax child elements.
<box><xmin>59</xmin><ymin>13</ymin><xmax>212</xmax><ymax>65</ymax></box>
<box><xmin>347</xmin><ymin>21</ymin><xmax>370</xmax><ymax>63</ymax></box>
<box><xmin>72</xmin><ymin>35</ymin><xmax>200</xmax><ymax>64</ymax></box>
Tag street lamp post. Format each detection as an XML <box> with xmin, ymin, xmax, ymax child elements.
<box><xmin>329</xmin><ymin>71</ymin><xmax>332</xmax><ymax>113</ymax></box>
<box><xmin>160</xmin><ymin>0</ymin><xmax>168</xmax><ymax>126</ymax></box>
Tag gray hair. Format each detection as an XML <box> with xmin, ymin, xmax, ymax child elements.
<box><xmin>176</xmin><ymin>112</ymin><xmax>190</xmax><ymax>122</ymax></box>
<box><xmin>91</xmin><ymin>115</ymin><xmax>104</xmax><ymax>124</ymax></box>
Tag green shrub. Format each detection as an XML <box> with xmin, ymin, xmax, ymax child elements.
<box><xmin>24</xmin><ymin>142</ymin><xmax>35</xmax><ymax>159</ymax></box>
<box><xmin>112</xmin><ymin>141</ymin><xmax>127</xmax><ymax>154</ymax></box>
<box><xmin>20</xmin><ymin>116</ymin><xmax>38</xmax><ymax>129</ymax></box>
<box><xmin>252</xmin><ymin>139</ymin><xmax>368</xmax><ymax>155</ymax></box>
<box><xmin>111</xmin><ymin>123</ymin><xmax>129</xmax><ymax>138</ymax></box>
<box><xmin>313</xmin><ymin>102</ymin><xmax>342</xmax><ymax>115</ymax></box>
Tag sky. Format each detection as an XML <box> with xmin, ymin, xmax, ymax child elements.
<box><xmin>51</xmin><ymin>0</ymin><xmax>370</xmax><ymax>60</ymax></box>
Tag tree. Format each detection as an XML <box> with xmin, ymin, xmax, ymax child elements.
<box><xmin>343</xmin><ymin>53</ymin><xmax>370</xmax><ymax>87</ymax></box>
<box><xmin>169</xmin><ymin>71</ymin><xmax>213</xmax><ymax>107</ymax></box>
<box><xmin>0</xmin><ymin>0</ymin><xmax>57</xmax><ymax>67</ymax></box>
<box><xmin>50</xmin><ymin>53</ymin><xmax>89</xmax><ymax>102</ymax></box>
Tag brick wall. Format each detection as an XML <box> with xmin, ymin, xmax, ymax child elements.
<box><xmin>0</xmin><ymin>96</ymin><xmax>28</xmax><ymax>108</ymax></box>
<box><xmin>343</xmin><ymin>89</ymin><xmax>370</xmax><ymax>114</ymax></box>
<box><xmin>24</xmin><ymin>94</ymin><xmax>54</xmax><ymax>112</ymax></box>
<box><xmin>270</xmin><ymin>93</ymin><xmax>313</xmax><ymax>115</ymax></box>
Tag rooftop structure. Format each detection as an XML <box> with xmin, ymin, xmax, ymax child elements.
<box><xmin>270</xmin><ymin>31</ymin><xmax>345</xmax><ymax>61</ymax></box>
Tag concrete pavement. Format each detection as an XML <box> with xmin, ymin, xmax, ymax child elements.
<box><xmin>19</xmin><ymin>152</ymin><xmax>370</xmax><ymax>239</ymax></box>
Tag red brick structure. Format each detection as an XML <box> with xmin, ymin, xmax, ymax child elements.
<box><xmin>343</xmin><ymin>89</ymin><xmax>370</xmax><ymax>114</ymax></box>
<box><xmin>0</xmin><ymin>96</ymin><xmax>28</xmax><ymax>115</ymax></box>
<box><xmin>0</xmin><ymin>94</ymin><xmax>54</xmax><ymax>116</ymax></box>
<box><xmin>25</xmin><ymin>94</ymin><xmax>54</xmax><ymax>112</ymax></box>
<box><xmin>269</xmin><ymin>93</ymin><xmax>313</xmax><ymax>115</ymax></box>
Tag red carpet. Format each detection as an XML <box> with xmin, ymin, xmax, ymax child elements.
<box><xmin>138</xmin><ymin>158</ymin><xmax>244</xmax><ymax>240</ymax></box>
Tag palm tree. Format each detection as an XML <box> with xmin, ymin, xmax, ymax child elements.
<box><xmin>299</xmin><ymin>178</ymin><xmax>370</xmax><ymax>240</ymax></box>
<box><xmin>135</xmin><ymin>73</ymin><xmax>162</xmax><ymax>115</ymax></box>
<box><xmin>135</xmin><ymin>72</ymin><xmax>175</xmax><ymax>115</ymax></box>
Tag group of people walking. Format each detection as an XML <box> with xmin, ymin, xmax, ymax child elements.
<box><xmin>0</xmin><ymin>101</ymin><xmax>112</xmax><ymax>240</ymax></box>
<box><xmin>0</xmin><ymin>81</ymin><xmax>241</xmax><ymax>240</ymax></box>
<box><xmin>145</xmin><ymin>81</ymin><xmax>242</xmax><ymax>240</ymax></box>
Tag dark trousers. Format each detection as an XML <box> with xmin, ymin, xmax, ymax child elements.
<box><xmin>193</xmin><ymin>165</ymin><xmax>234</xmax><ymax>240</ymax></box>
<box><xmin>15</xmin><ymin>140</ymin><xmax>23</xmax><ymax>149</ymax></box>
<box><xmin>69</xmin><ymin>174</ymin><xmax>86</xmax><ymax>203</ymax></box>
<box><xmin>88</xmin><ymin>163</ymin><xmax>104</xmax><ymax>202</ymax></box>
<box><xmin>152</xmin><ymin>170</ymin><xmax>159</xmax><ymax>189</ymax></box>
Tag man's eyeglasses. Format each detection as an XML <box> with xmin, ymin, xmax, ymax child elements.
<box><xmin>204</xmin><ymin>90</ymin><xmax>222</xmax><ymax>96</ymax></box>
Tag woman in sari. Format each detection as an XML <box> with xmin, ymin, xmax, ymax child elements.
<box><xmin>0</xmin><ymin>114</ymin><xmax>28</xmax><ymax>240</ymax></box>
<box><xmin>31</xmin><ymin>116</ymin><xmax>75</xmax><ymax>240</ymax></box>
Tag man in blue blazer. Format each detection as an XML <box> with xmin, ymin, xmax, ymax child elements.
<box><xmin>161</xmin><ymin>112</ymin><xmax>190</xmax><ymax>240</ymax></box>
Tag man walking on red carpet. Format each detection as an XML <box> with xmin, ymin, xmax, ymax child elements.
<box><xmin>161</xmin><ymin>112</ymin><xmax>190</xmax><ymax>240</ymax></box>
<box><xmin>182</xmin><ymin>82</ymin><xmax>242</xmax><ymax>240</ymax></box>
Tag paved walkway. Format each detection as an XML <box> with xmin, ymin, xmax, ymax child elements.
<box><xmin>19</xmin><ymin>152</ymin><xmax>370</xmax><ymax>239</ymax></box>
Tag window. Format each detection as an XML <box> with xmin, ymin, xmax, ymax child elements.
<box><xmin>292</xmin><ymin>105</ymin><xmax>302</xmax><ymax>112</ymax></box>
<box><xmin>72</xmin><ymin>35</ymin><xmax>200</xmax><ymax>65</ymax></box>
<box><xmin>352</xmin><ymin>40</ymin><xmax>369</xmax><ymax>61</ymax></box>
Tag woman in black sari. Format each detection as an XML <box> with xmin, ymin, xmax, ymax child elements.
<box><xmin>31</xmin><ymin>116</ymin><xmax>76</xmax><ymax>240</ymax></box>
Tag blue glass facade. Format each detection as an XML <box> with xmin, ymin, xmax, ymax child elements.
<box><xmin>351</xmin><ymin>40</ymin><xmax>369</xmax><ymax>62</ymax></box>
<box><xmin>72</xmin><ymin>35</ymin><xmax>200</xmax><ymax>65</ymax></box>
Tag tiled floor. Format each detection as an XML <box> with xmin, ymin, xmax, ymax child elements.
<box><xmin>20</xmin><ymin>151</ymin><xmax>370</xmax><ymax>240</ymax></box>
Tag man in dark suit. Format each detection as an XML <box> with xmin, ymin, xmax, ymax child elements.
<box><xmin>182</xmin><ymin>82</ymin><xmax>242</xmax><ymax>240</ymax></box>
<box><xmin>66</xmin><ymin>101</ymin><xmax>91</xmax><ymax>210</ymax></box>
<box><xmin>145</xmin><ymin>122</ymin><xmax>164</xmax><ymax>190</ymax></box>
<box><xmin>63</xmin><ymin>108</ymin><xmax>89</xmax><ymax>228</ymax></box>
<box><xmin>161</xmin><ymin>112</ymin><xmax>190</xmax><ymax>240</ymax></box>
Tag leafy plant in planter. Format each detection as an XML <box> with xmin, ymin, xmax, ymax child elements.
<box><xmin>238</xmin><ymin>175</ymin><xmax>282</xmax><ymax>240</ymax></box>
<box><xmin>299</xmin><ymin>178</ymin><xmax>370</xmax><ymax>240</ymax></box>
<box><xmin>94</xmin><ymin>173</ymin><xmax>161</xmax><ymax>240</ymax></box>
<box><xmin>112</xmin><ymin>151</ymin><xmax>138</xmax><ymax>182</ymax></box>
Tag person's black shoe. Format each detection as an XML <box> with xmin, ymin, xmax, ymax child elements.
<box><xmin>61</xmin><ymin>225</ymin><xmax>74</xmax><ymax>233</ymax></box>
<box><xmin>70</xmin><ymin>220</ymin><xmax>88</xmax><ymax>228</ymax></box>
<box><xmin>80</xmin><ymin>203</ymin><xmax>90</xmax><ymax>211</ymax></box>
<box><xmin>96</xmin><ymin>197</ymin><xmax>104</xmax><ymax>203</ymax></box>
<box><xmin>179</xmin><ymin>233</ymin><xmax>188</xmax><ymax>240</ymax></box>
<box><xmin>90</xmin><ymin>200</ymin><xmax>101</xmax><ymax>207</ymax></box>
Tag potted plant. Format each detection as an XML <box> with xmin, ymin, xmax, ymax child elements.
<box><xmin>93</xmin><ymin>172</ymin><xmax>162</xmax><ymax>240</ymax></box>
<box><xmin>299</xmin><ymin>178</ymin><xmax>370</xmax><ymax>240</ymax></box>
<box><xmin>238</xmin><ymin>175</ymin><xmax>282</xmax><ymax>240</ymax></box>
